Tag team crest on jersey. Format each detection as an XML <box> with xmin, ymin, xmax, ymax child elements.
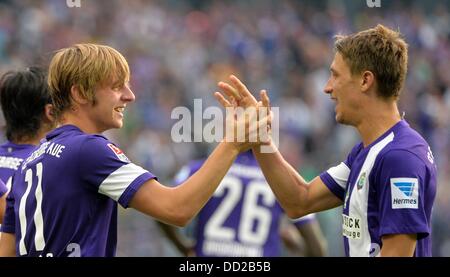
<box><xmin>390</xmin><ymin>178</ymin><xmax>419</xmax><ymax>209</ymax></box>
<box><xmin>357</xmin><ymin>172</ymin><xmax>366</xmax><ymax>190</ymax></box>
<box><xmin>107</xmin><ymin>143</ymin><xmax>130</xmax><ymax>163</ymax></box>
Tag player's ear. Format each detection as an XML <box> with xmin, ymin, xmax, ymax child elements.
<box><xmin>44</xmin><ymin>103</ymin><xmax>55</xmax><ymax>123</ymax></box>
<box><xmin>70</xmin><ymin>85</ymin><xmax>89</xmax><ymax>105</ymax></box>
<box><xmin>361</xmin><ymin>71</ymin><xmax>375</xmax><ymax>94</ymax></box>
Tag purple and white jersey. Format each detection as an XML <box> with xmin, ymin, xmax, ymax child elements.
<box><xmin>1</xmin><ymin>125</ymin><xmax>156</xmax><ymax>256</ymax></box>
<box><xmin>320</xmin><ymin>120</ymin><xmax>437</xmax><ymax>257</ymax></box>
<box><xmin>0</xmin><ymin>142</ymin><xmax>36</xmax><ymax>195</ymax></box>
<box><xmin>175</xmin><ymin>151</ymin><xmax>313</xmax><ymax>257</ymax></box>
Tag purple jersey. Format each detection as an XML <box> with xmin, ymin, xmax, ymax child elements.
<box><xmin>175</xmin><ymin>151</ymin><xmax>312</xmax><ymax>257</ymax></box>
<box><xmin>320</xmin><ymin>120</ymin><xmax>437</xmax><ymax>257</ymax></box>
<box><xmin>1</xmin><ymin>125</ymin><xmax>156</xmax><ymax>256</ymax></box>
<box><xmin>0</xmin><ymin>142</ymin><xmax>36</xmax><ymax>196</ymax></box>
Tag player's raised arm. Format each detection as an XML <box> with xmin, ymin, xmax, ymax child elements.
<box><xmin>129</xmin><ymin>101</ymin><xmax>272</xmax><ymax>226</ymax></box>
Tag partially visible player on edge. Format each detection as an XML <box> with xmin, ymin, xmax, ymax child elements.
<box><xmin>160</xmin><ymin>150</ymin><xmax>327</xmax><ymax>257</ymax></box>
<box><xmin>0</xmin><ymin>43</ymin><xmax>270</xmax><ymax>256</ymax></box>
<box><xmin>0</xmin><ymin>67</ymin><xmax>55</xmax><ymax>223</ymax></box>
<box><xmin>215</xmin><ymin>25</ymin><xmax>437</xmax><ymax>257</ymax></box>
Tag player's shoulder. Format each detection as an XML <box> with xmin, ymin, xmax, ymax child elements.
<box><xmin>57</xmin><ymin>125</ymin><xmax>112</xmax><ymax>148</ymax></box>
<box><xmin>381</xmin><ymin>122</ymin><xmax>433</xmax><ymax>165</ymax></box>
<box><xmin>80</xmin><ymin>134</ymin><xmax>131</xmax><ymax>162</ymax></box>
<box><xmin>349</xmin><ymin>142</ymin><xmax>364</xmax><ymax>156</ymax></box>
<box><xmin>377</xmin><ymin>147</ymin><xmax>433</xmax><ymax>175</ymax></box>
<box><xmin>47</xmin><ymin>125</ymin><xmax>127</xmax><ymax>161</ymax></box>
<box><xmin>344</xmin><ymin>142</ymin><xmax>364</xmax><ymax>166</ymax></box>
<box><xmin>45</xmin><ymin>125</ymin><xmax>108</xmax><ymax>145</ymax></box>
<box><xmin>394</xmin><ymin>122</ymin><xmax>429</xmax><ymax>146</ymax></box>
<box><xmin>0</xmin><ymin>141</ymin><xmax>36</xmax><ymax>157</ymax></box>
<box><xmin>79</xmin><ymin>133</ymin><xmax>111</xmax><ymax>147</ymax></box>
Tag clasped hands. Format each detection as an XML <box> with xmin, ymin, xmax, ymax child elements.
<box><xmin>214</xmin><ymin>75</ymin><xmax>273</xmax><ymax>152</ymax></box>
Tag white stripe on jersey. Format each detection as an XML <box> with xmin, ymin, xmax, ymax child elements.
<box><xmin>98</xmin><ymin>163</ymin><xmax>148</xmax><ymax>201</ymax></box>
<box><xmin>348</xmin><ymin>132</ymin><xmax>394</xmax><ymax>257</ymax></box>
<box><xmin>327</xmin><ymin>162</ymin><xmax>350</xmax><ymax>189</ymax></box>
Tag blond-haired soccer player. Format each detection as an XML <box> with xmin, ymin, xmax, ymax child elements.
<box><xmin>215</xmin><ymin>25</ymin><xmax>437</xmax><ymax>257</ymax></box>
<box><xmin>0</xmin><ymin>44</ymin><xmax>269</xmax><ymax>256</ymax></box>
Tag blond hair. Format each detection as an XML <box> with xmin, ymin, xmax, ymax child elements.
<box><xmin>48</xmin><ymin>43</ymin><xmax>130</xmax><ymax>119</ymax></box>
<box><xmin>334</xmin><ymin>24</ymin><xmax>408</xmax><ymax>99</ymax></box>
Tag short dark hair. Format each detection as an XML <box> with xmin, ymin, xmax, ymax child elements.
<box><xmin>0</xmin><ymin>67</ymin><xmax>52</xmax><ymax>142</ymax></box>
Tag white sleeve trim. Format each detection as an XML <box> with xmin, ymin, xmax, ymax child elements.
<box><xmin>98</xmin><ymin>163</ymin><xmax>148</xmax><ymax>201</ymax></box>
<box><xmin>326</xmin><ymin>162</ymin><xmax>350</xmax><ymax>189</ymax></box>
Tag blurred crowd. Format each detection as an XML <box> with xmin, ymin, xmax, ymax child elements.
<box><xmin>0</xmin><ymin>0</ymin><xmax>449</xmax><ymax>256</ymax></box>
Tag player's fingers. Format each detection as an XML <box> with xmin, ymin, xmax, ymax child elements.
<box><xmin>260</xmin><ymin>90</ymin><xmax>271</xmax><ymax>109</ymax></box>
<box><xmin>229</xmin><ymin>75</ymin><xmax>254</xmax><ymax>99</ymax></box>
<box><xmin>218</xmin><ymin>81</ymin><xmax>242</xmax><ymax>101</ymax></box>
<box><xmin>230</xmin><ymin>96</ymin><xmax>238</xmax><ymax>107</ymax></box>
<box><xmin>257</xmin><ymin>116</ymin><xmax>272</xmax><ymax>144</ymax></box>
<box><xmin>214</xmin><ymin>92</ymin><xmax>232</xmax><ymax>107</ymax></box>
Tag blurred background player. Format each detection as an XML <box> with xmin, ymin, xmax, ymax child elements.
<box><xmin>159</xmin><ymin>150</ymin><xmax>327</xmax><ymax>257</ymax></box>
<box><xmin>0</xmin><ymin>67</ymin><xmax>54</xmax><ymax>222</ymax></box>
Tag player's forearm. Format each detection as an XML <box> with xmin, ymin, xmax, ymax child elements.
<box><xmin>252</xmin><ymin>143</ymin><xmax>310</xmax><ymax>218</ymax></box>
<box><xmin>177</xmin><ymin>141</ymin><xmax>239</xmax><ymax>220</ymax></box>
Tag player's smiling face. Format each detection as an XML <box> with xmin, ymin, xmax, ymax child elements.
<box><xmin>323</xmin><ymin>53</ymin><xmax>362</xmax><ymax>126</ymax></box>
<box><xmin>89</xmin><ymin>80</ymin><xmax>135</xmax><ymax>133</ymax></box>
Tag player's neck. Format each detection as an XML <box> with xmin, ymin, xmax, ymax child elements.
<box><xmin>13</xmin><ymin>131</ymin><xmax>46</xmax><ymax>146</ymax></box>
<box><xmin>357</xmin><ymin>101</ymin><xmax>401</xmax><ymax>148</ymax></box>
<box><xmin>59</xmin><ymin>110</ymin><xmax>104</xmax><ymax>134</ymax></box>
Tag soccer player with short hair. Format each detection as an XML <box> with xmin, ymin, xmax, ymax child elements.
<box><xmin>161</xmin><ymin>151</ymin><xmax>327</xmax><ymax>257</ymax></box>
<box><xmin>215</xmin><ymin>24</ymin><xmax>437</xmax><ymax>257</ymax></box>
<box><xmin>0</xmin><ymin>67</ymin><xmax>55</xmax><ymax>223</ymax></box>
<box><xmin>0</xmin><ymin>43</ymin><xmax>269</xmax><ymax>256</ymax></box>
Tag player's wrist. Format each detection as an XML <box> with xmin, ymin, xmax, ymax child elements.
<box><xmin>220</xmin><ymin>139</ymin><xmax>241</xmax><ymax>156</ymax></box>
<box><xmin>252</xmin><ymin>139</ymin><xmax>277</xmax><ymax>154</ymax></box>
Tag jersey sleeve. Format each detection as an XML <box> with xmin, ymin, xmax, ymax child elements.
<box><xmin>319</xmin><ymin>143</ymin><xmax>361</xmax><ymax>201</ymax></box>
<box><xmin>0</xmin><ymin>182</ymin><xmax>16</xmax><ymax>234</ymax></box>
<box><xmin>374</xmin><ymin>150</ymin><xmax>430</xmax><ymax>239</ymax></box>
<box><xmin>78</xmin><ymin>136</ymin><xmax>157</xmax><ymax>208</ymax></box>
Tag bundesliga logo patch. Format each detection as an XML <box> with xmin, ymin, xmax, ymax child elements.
<box><xmin>390</xmin><ymin>178</ymin><xmax>419</xmax><ymax>209</ymax></box>
<box><xmin>107</xmin><ymin>143</ymin><xmax>130</xmax><ymax>163</ymax></box>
